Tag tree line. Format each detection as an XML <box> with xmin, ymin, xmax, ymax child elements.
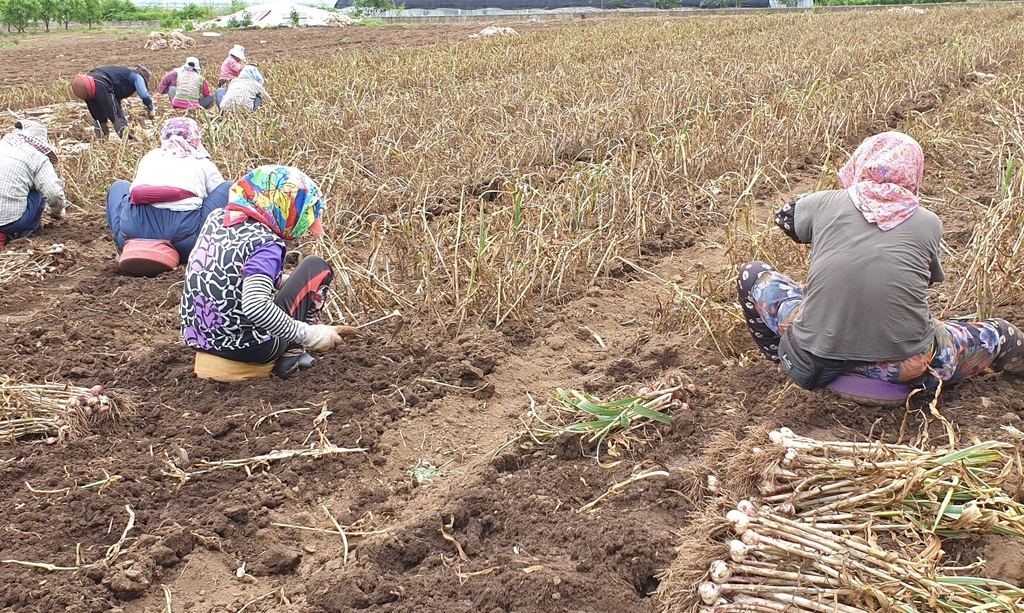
<box><xmin>0</xmin><ymin>0</ymin><xmax>219</xmax><ymax>33</ymax></box>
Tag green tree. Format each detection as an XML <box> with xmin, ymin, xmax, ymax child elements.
<box><xmin>1</xmin><ymin>0</ymin><xmax>38</xmax><ymax>32</ymax></box>
<box><xmin>352</xmin><ymin>0</ymin><xmax>396</xmax><ymax>15</ymax></box>
<box><xmin>56</xmin><ymin>0</ymin><xmax>83</xmax><ymax>29</ymax></box>
<box><xmin>36</xmin><ymin>0</ymin><xmax>59</xmax><ymax>31</ymax></box>
<box><xmin>74</xmin><ymin>0</ymin><xmax>101</xmax><ymax>27</ymax></box>
<box><xmin>177</xmin><ymin>3</ymin><xmax>213</xmax><ymax>20</ymax></box>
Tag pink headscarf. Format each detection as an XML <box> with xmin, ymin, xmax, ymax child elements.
<box><xmin>160</xmin><ymin>117</ymin><xmax>209</xmax><ymax>159</ymax></box>
<box><xmin>838</xmin><ymin>131</ymin><xmax>924</xmax><ymax>231</ymax></box>
<box><xmin>3</xmin><ymin>120</ymin><xmax>58</xmax><ymax>166</ymax></box>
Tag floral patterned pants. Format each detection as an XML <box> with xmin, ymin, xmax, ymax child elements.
<box><xmin>737</xmin><ymin>261</ymin><xmax>1013</xmax><ymax>384</ymax></box>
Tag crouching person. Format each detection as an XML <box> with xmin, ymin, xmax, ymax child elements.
<box><xmin>737</xmin><ymin>131</ymin><xmax>1024</xmax><ymax>405</ymax></box>
<box><xmin>107</xmin><ymin>118</ymin><xmax>229</xmax><ymax>276</ymax></box>
<box><xmin>180</xmin><ymin>165</ymin><xmax>357</xmax><ymax>380</ymax></box>
<box><xmin>0</xmin><ymin>120</ymin><xmax>67</xmax><ymax>248</ymax></box>
<box><xmin>218</xmin><ymin>66</ymin><xmax>273</xmax><ymax>113</ymax></box>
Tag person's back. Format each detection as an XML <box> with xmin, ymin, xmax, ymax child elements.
<box><xmin>172</xmin><ymin>71</ymin><xmax>208</xmax><ymax>109</ymax></box>
<box><xmin>130</xmin><ymin>148</ymin><xmax>223</xmax><ymax>212</ymax></box>
<box><xmin>0</xmin><ymin>138</ymin><xmax>43</xmax><ymax>223</ymax></box>
<box><xmin>92</xmin><ymin>66</ymin><xmax>136</xmax><ymax>100</ymax></box>
<box><xmin>0</xmin><ymin>120</ymin><xmax>66</xmax><ymax>245</ymax></box>
<box><xmin>787</xmin><ymin>189</ymin><xmax>943</xmax><ymax>362</ymax></box>
<box><xmin>220</xmin><ymin>78</ymin><xmax>266</xmax><ymax>113</ymax></box>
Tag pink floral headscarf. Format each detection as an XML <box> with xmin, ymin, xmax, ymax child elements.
<box><xmin>3</xmin><ymin>120</ymin><xmax>58</xmax><ymax>166</ymax></box>
<box><xmin>160</xmin><ymin>117</ymin><xmax>210</xmax><ymax>159</ymax></box>
<box><xmin>839</xmin><ymin>131</ymin><xmax>924</xmax><ymax>231</ymax></box>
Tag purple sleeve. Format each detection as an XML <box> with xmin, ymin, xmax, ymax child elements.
<box><xmin>158</xmin><ymin>71</ymin><xmax>177</xmax><ymax>95</ymax></box>
<box><xmin>242</xmin><ymin>243</ymin><xmax>285</xmax><ymax>284</ymax></box>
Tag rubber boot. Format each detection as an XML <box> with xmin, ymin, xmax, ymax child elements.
<box><xmin>989</xmin><ymin>318</ymin><xmax>1024</xmax><ymax>376</ymax></box>
<box><xmin>272</xmin><ymin>345</ymin><xmax>316</xmax><ymax>380</ymax></box>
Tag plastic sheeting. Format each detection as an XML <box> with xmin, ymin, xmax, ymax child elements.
<box><xmin>199</xmin><ymin>3</ymin><xmax>358</xmax><ymax>28</ymax></box>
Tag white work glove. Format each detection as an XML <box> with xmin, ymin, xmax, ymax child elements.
<box><xmin>50</xmin><ymin>205</ymin><xmax>67</xmax><ymax>220</ymax></box>
<box><xmin>301</xmin><ymin>324</ymin><xmax>360</xmax><ymax>352</ymax></box>
<box><xmin>302</xmin><ymin>324</ymin><xmax>344</xmax><ymax>352</ymax></box>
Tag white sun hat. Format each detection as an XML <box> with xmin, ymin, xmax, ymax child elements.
<box><xmin>229</xmin><ymin>44</ymin><xmax>246</xmax><ymax>62</ymax></box>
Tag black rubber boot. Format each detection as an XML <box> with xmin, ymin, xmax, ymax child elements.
<box><xmin>272</xmin><ymin>346</ymin><xmax>316</xmax><ymax>379</ymax></box>
<box><xmin>989</xmin><ymin>318</ymin><xmax>1024</xmax><ymax>377</ymax></box>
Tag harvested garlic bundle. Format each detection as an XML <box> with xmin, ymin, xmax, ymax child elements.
<box><xmin>726</xmin><ymin>509</ymin><xmax>750</xmax><ymax>534</ymax></box>
<box><xmin>709</xmin><ymin>560</ymin><xmax>731</xmax><ymax>584</ymax></box>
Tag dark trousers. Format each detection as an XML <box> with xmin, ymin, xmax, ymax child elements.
<box><xmin>210</xmin><ymin>256</ymin><xmax>334</xmax><ymax>365</ymax></box>
<box><xmin>86</xmin><ymin>78</ymin><xmax>128</xmax><ymax>138</ymax></box>
<box><xmin>0</xmin><ymin>190</ymin><xmax>47</xmax><ymax>238</ymax></box>
<box><xmin>106</xmin><ymin>180</ymin><xmax>232</xmax><ymax>261</ymax></box>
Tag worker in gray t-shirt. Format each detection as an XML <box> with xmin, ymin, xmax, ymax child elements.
<box><xmin>736</xmin><ymin>131</ymin><xmax>1024</xmax><ymax>392</ymax></box>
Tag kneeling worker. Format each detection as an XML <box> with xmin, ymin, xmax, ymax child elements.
<box><xmin>737</xmin><ymin>131</ymin><xmax>1024</xmax><ymax>402</ymax></box>
<box><xmin>0</xmin><ymin>120</ymin><xmax>67</xmax><ymax>248</ymax></box>
<box><xmin>180</xmin><ymin>165</ymin><xmax>356</xmax><ymax>380</ymax></box>
<box><xmin>106</xmin><ymin>118</ymin><xmax>229</xmax><ymax>275</ymax></box>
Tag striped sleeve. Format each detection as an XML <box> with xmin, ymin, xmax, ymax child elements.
<box><xmin>240</xmin><ymin>274</ymin><xmax>308</xmax><ymax>343</ymax></box>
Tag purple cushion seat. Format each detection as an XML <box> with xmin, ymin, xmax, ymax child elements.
<box><xmin>826</xmin><ymin>374</ymin><xmax>913</xmax><ymax>407</ymax></box>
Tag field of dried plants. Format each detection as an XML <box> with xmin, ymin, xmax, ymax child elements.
<box><xmin>2</xmin><ymin>7</ymin><xmax>1024</xmax><ymax>613</ymax></box>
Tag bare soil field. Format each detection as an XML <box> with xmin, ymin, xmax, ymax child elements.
<box><xmin>1</xmin><ymin>11</ymin><xmax>1024</xmax><ymax>613</ymax></box>
<box><xmin>0</xmin><ymin>21</ymin><xmax>576</xmax><ymax>89</ymax></box>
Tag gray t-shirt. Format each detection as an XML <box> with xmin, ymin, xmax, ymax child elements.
<box><xmin>788</xmin><ymin>189</ymin><xmax>944</xmax><ymax>362</ymax></box>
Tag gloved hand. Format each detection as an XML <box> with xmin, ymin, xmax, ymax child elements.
<box><xmin>147</xmin><ymin>109</ymin><xmax>156</xmax><ymax>121</ymax></box>
<box><xmin>302</xmin><ymin>324</ymin><xmax>344</xmax><ymax>352</ymax></box>
<box><xmin>335</xmin><ymin>325</ymin><xmax>359</xmax><ymax>337</ymax></box>
<box><xmin>50</xmin><ymin>206</ymin><xmax>67</xmax><ymax>220</ymax></box>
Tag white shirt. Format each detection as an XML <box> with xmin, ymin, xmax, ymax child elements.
<box><xmin>130</xmin><ymin>149</ymin><xmax>225</xmax><ymax>212</ymax></box>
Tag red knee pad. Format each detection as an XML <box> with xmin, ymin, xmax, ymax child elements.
<box><xmin>119</xmin><ymin>239</ymin><xmax>179</xmax><ymax>277</ymax></box>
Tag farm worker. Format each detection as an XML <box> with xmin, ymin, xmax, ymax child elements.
<box><xmin>157</xmin><ymin>58</ymin><xmax>203</xmax><ymax>99</ymax></box>
<box><xmin>737</xmin><ymin>131</ymin><xmax>1024</xmax><ymax>392</ymax></box>
<box><xmin>0</xmin><ymin>120</ymin><xmax>67</xmax><ymax>248</ymax></box>
<box><xmin>71</xmin><ymin>66</ymin><xmax>155</xmax><ymax>139</ymax></box>
<box><xmin>180</xmin><ymin>165</ymin><xmax>357</xmax><ymax>379</ymax></box>
<box><xmin>218</xmin><ymin>66</ymin><xmax>273</xmax><ymax>113</ymax></box>
<box><xmin>106</xmin><ymin>118</ymin><xmax>230</xmax><ymax>276</ymax></box>
<box><xmin>219</xmin><ymin>44</ymin><xmax>247</xmax><ymax>87</ymax></box>
<box><xmin>168</xmin><ymin>57</ymin><xmax>215</xmax><ymax>110</ymax></box>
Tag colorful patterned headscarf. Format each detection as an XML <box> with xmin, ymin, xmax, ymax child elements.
<box><xmin>3</xmin><ymin>120</ymin><xmax>58</xmax><ymax>166</ymax></box>
<box><xmin>238</xmin><ymin>65</ymin><xmax>265</xmax><ymax>85</ymax></box>
<box><xmin>160</xmin><ymin>117</ymin><xmax>209</xmax><ymax>159</ymax></box>
<box><xmin>224</xmin><ymin>165</ymin><xmax>325</xmax><ymax>240</ymax></box>
<box><xmin>839</xmin><ymin>131</ymin><xmax>924</xmax><ymax>232</ymax></box>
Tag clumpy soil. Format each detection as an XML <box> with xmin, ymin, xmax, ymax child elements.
<box><xmin>0</xmin><ymin>20</ymin><xmax>579</xmax><ymax>90</ymax></box>
<box><xmin>1</xmin><ymin>21</ymin><xmax>1024</xmax><ymax>613</ymax></box>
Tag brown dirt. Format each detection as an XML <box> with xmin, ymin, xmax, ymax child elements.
<box><xmin>1</xmin><ymin>21</ymin><xmax>1024</xmax><ymax>613</ymax></box>
<box><xmin>0</xmin><ymin>21</ymin><xmax>580</xmax><ymax>89</ymax></box>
